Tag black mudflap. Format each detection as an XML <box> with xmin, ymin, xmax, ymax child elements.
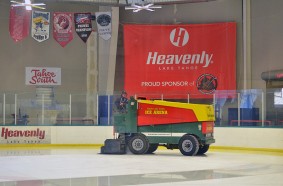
<box><xmin>100</xmin><ymin>139</ymin><xmax>126</xmax><ymax>154</ymax></box>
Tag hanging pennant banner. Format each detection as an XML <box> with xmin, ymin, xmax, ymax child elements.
<box><xmin>95</xmin><ymin>12</ymin><xmax>111</xmax><ymax>40</ymax></box>
<box><xmin>9</xmin><ymin>7</ymin><xmax>31</xmax><ymax>42</ymax></box>
<box><xmin>74</xmin><ymin>13</ymin><xmax>92</xmax><ymax>43</ymax></box>
<box><xmin>31</xmin><ymin>11</ymin><xmax>50</xmax><ymax>42</ymax></box>
<box><xmin>53</xmin><ymin>12</ymin><xmax>73</xmax><ymax>47</ymax></box>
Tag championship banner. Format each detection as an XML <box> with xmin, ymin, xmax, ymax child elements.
<box><xmin>53</xmin><ymin>12</ymin><xmax>73</xmax><ymax>47</ymax></box>
<box><xmin>9</xmin><ymin>7</ymin><xmax>31</xmax><ymax>42</ymax></box>
<box><xmin>25</xmin><ymin>67</ymin><xmax>61</xmax><ymax>85</ymax></box>
<box><xmin>74</xmin><ymin>13</ymin><xmax>92</xmax><ymax>43</ymax></box>
<box><xmin>95</xmin><ymin>12</ymin><xmax>111</xmax><ymax>40</ymax></box>
<box><xmin>31</xmin><ymin>11</ymin><xmax>50</xmax><ymax>42</ymax></box>
<box><xmin>124</xmin><ymin>23</ymin><xmax>236</xmax><ymax>98</ymax></box>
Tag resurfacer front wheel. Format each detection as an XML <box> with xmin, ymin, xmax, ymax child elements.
<box><xmin>178</xmin><ymin>135</ymin><xmax>199</xmax><ymax>156</ymax></box>
<box><xmin>197</xmin><ymin>144</ymin><xmax>210</xmax><ymax>155</ymax></box>
<box><xmin>128</xmin><ymin>134</ymin><xmax>149</xmax><ymax>154</ymax></box>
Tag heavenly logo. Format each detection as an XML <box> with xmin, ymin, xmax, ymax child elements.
<box><xmin>170</xmin><ymin>28</ymin><xmax>189</xmax><ymax>47</ymax></box>
<box><xmin>1</xmin><ymin>128</ymin><xmax>45</xmax><ymax>139</ymax></box>
<box><xmin>146</xmin><ymin>27</ymin><xmax>214</xmax><ymax>68</ymax></box>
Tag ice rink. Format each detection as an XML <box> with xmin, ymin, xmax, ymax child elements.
<box><xmin>0</xmin><ymin>147</ymin><xmax>282</xmax><ymax>186</ymax></box>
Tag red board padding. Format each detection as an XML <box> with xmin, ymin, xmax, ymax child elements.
<box><xmin>124</xmin><ymin>23</ymin><xmax>236</xmax><ymax>99</ymax></box>
<box><xmin>137</xmin><ymin>103</ymin><xmax>198</xmax><ymax>126</ymax></box>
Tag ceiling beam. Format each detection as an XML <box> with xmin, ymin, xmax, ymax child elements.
<box><xmin>36</xmin><ymin>0</ymin><xmax>215</xmax><ymax>6</ymax></box>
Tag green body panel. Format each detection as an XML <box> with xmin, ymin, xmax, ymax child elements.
<box><xmin>114</xmin><ymin>97</ymin><xmax>137</xmax><ymax>133</ymax></box>
<box><xmin>114</xmin><ymin>97</ymin><xmax>215</xmax><ymax>145</ymax></box>
<box><xmin>138</xmin><ymin>122</ymin><xmax>214</xmax><ymax>145</ymax></box>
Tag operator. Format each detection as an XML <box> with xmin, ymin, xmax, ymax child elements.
<box><xmin>116</xmin><ymin>91</ymin><xmax>128</xmax><ymax>113</ymax></box>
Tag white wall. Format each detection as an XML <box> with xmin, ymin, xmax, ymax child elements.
<box><xmin>2</xmin><ymin>126</ymin><xmax>282</xmax><ymax>150</ymax></box>
<box><xmin>213</xmin><ymin>127</ymin><xmax>283</xmax><ymax>149</ymax></box>
<box><xmin>0</xmin><ymin>2</ymin><xmax>99</xmax><ymax>93</ymax></box>
<box><xmin>50</xmin><ymin>126</ymin><xmax>113</xmax><ymax>144</ymax></box>
<box><xmin>53</xmin><ymin>126</ymin><xmax>283</xmax><ymax>150</ymax></box>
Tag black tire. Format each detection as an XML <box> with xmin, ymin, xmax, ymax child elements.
<box><xmin>128</xmin><ymin>134</ymin><xmax>149</xmax><ymax>154</ymax></box>
<box><xmin>178</xmin><ymin>135</ymin><xmax>199</xmax><ymax>156</ymax></box>
<box><xmin>197</xmin><ymin>144</ymin><xmax>210</xmax><ymax>155</ymax></box>
<box><xmin>146</xmin><ymin>144</ymin><xmax>159</xmax><ymax>154</ymax></box>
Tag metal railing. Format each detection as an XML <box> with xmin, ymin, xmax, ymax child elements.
<box><xmin>0</xmin><ymin>89</ymin><xmax>282</xmax><ymax>127</ymax></box>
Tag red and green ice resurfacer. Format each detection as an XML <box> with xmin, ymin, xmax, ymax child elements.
<box><xmin>101</xmin><ymin>97</ymin><xmax>215</xmax><ymax>156</ymax></box>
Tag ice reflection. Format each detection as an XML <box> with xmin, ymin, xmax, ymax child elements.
<box><xmin>1</xmin><ymin>169</ymin><xmax>244</xmax><ymax>186</ymax></box>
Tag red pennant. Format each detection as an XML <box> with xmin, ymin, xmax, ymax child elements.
<box><xmin>9</xmin><ymin>6</ymin><xmax>31</xmax><ymax>42</ymax></box>
<box><xmin>53</xmin><ymin>12</ymin><xmax>73</xmax><ymax>47</ymax></box>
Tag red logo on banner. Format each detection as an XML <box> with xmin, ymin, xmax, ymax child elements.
<box><xmin>124</xmin><ymin>23</ymin><xmax>236</xmax><ymax>99</ymax></box>
<box><xmin>53</xmin><ymin>12</ymin><xmax>73</xmax><ymax>47</ymax></box>
<box><xmin>9</xmin><ymin>7</ymin><xmax>31</xmax><ymax>42</ymax></box>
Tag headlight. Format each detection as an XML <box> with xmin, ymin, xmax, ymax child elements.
<box><xmin>206</xmin><ymin>133</ymin><xmax>213</xmax><ymax>137</ymax></box>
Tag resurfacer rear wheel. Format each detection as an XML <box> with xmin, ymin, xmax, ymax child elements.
<box><xmin>178</xmin><ymin>134</ymin><xmax>199</xmax><ymax>156</ymax></box>
<box><xmin>128</xmin><ymin>134</ymin><xmax>149</xmax><ymax>154</ymax></box>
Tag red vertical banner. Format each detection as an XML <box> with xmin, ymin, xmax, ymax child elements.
<box><xmin>124</xmin><ymin>23</ymin><xmax>237</xmax><ymax>99</ymax></box>
<box><xmin>53</xmin><ymin>12</ymin><xmax>73</xmax><ymax>47</ymax></box>
<box><xmin>9</xmin><ymin>7</ymin><xmax>31</xmax><ymax>42</ymax></box>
